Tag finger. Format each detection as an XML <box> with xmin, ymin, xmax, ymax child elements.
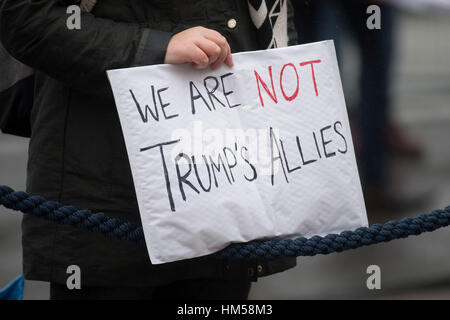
<box><xmin>209</xmin><ymin>42</ymin><xmax>228</xmax><ymax>70</ymax></box>
<box><xmin>202</xmin><ymin>28</ymin><xmax>227</xmax><ymax>44</ymax></box>
<box><xmin>224</xmin><ymin>42</ymin><xmax>234</xmax><ymax>67</ymax></box>
<box><xmin>204</xmin><ymin>31</ymin><xmax>228</xmax><ymax>53</ymax></box>
<box><xmin>189</xmin><ymin>45</ymin><xmax>209</xmax><ymax>69</ymax></box>
<box><xmin>195</xmin><ymin>38</ymin><xmax>221</xmax><ymax>65</ymax></box>
<box><xmin>205</xmin><ymin>34</ymin><xmax>229</xmax><ymax>69</ymax></box>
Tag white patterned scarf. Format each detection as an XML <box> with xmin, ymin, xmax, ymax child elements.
<box><xmin>247</xmin><ymin>0</ymin><xmax>288</xmax><ymax>48</ymax></box>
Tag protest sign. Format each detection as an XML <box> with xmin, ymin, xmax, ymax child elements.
<box><xmin>107</xmin><ymin>40</ymin><xmax>367</xmax><ymax>264</ymax></box>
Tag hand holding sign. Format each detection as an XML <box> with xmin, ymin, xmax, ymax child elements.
<box><xmin>164</xmin><ymin>26</ymin><xmax>233</xmax><ymax>70</ymax></box>
<box><xmin>107</xmin><ymin>41</ymin><xmax>368</xmax><ymax>264</ymax></box>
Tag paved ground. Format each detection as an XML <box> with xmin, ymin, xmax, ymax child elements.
<box><xmin>1</xmin><ymin>10</ymin><xmax>449</xmax><ymax>299</ymax></box>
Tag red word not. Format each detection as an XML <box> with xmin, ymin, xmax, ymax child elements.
<box><xmin>254</xmin><ymin>59</ymin><xmax>322</xmax><ymax>107</ymax></box>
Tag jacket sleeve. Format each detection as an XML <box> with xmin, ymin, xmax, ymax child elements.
<box><xmin>0</xmin><ymin>0</ymin><xmax>172</xmax><ymax>97</ymax></box>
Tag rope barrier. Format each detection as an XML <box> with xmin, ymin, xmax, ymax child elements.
<box><xmin>0</xmin><ymin>185</ymin><xmax>145</xmax><ymax>244</ymax></box>
<box><xmin>1</xmin><ymin>185</ymin><xmax>449</xmax><ymax>260</ymax></box>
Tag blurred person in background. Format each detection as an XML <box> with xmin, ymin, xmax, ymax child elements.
<box><xmin>292</xmin><ymin>0</ymin><xmax>423</xmax><ymax>210</ymax></box>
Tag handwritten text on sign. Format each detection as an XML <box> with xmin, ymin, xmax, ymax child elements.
<box><xmin>107</xmin><ymin>41</ymin><xmax>367</xmax><ymax>264</ymax></box>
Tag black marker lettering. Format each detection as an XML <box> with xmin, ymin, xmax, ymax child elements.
<box><xmin>140</xmin><ymin>139</ymin><xmax>180</xmax><ymax>212</ymax></box>
<box><xmin>296</xmin><ymin>136</ymin><xmax>317</xmax><ymax>165</ymax></box>
<box><xmin>320</xmin><ymin>125</ymin><xmax>336</xmax><ymax>158</ymax></box>
<box><xmin>313</xmin><ymin>131</ymin><xmax>322</xmax><ymax>159</ymax></box>
<box><xmin>157</xmin><ymin>87</ymin><xmax>178</xmax><ymax>120</ymax></box>
<box><xmin>223</xmin><ymin>147</ymin><xmax>237</xmax><ymax>182</ymax></box>
<box><xmin>334</xmin><ymin>121</ymin><xmax>348</xmax><ymax>154</ymax></box>
<box><xmin>240</xmin><ymin>146</ymin><xmax>257</xmax><ymax>182</ymax></box>
<box><xmin>220</xmin><ymin>73</ymin><xmax>241</xmax><ymax>109</ymax></box>
<box><xmin>209</xmin><ymin>154</ymin><xmax>232</xmax><ymax>187</ymax></box>
<box><xmin>280</xmin><ymin>139</ymin><xmax>301</xmax><ymax>173</ymax></box>
<box><xmin>130</xmin><ymin>88</ymin><xmax>159</xmax><ymax>123</ymax></box>
<box><xmin>189</xmin><ymin>81</ymin><xmax>211</xmax><ymax>114</ymax></box>
<box><xmin>204</xmin><ymin>76</ymin><xmax>226</xmax><ymax>109</ymax></box>
<box><xmin>175</xmin><ymin>153</ymin><xmax>200</xmax><ymax>201</ymax></box>
<box><xmin>269</xmin><ymin>127</ymin><xmax>289</xmax><ymax>185</ymax></box>
<box><xmin>192</xmin><ymin>155</ymin><xmax>212</xmax><ymax>192</ymax></box>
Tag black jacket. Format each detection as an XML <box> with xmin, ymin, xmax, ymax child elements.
<box><xmin>0</xmin><ymin>0</ymin><xmax>298</xmax><ymax>287</ymax></box>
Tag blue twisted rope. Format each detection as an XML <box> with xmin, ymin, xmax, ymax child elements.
<box><xmin>1</xmin><ymin>185</ymin><xmax>449</xmax><ymax>260</ymax></box>
<box><xmin>0</xmin><ymin>185</ymin><xmax>145</xmax><ymax>244</ymax></box>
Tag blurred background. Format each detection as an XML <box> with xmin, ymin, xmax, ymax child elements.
<box><xmin>1</xmin><ymin>0</ymin><xmax>450</xmax><ymax>299</ymax></box>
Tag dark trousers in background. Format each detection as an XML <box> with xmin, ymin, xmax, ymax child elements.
<box><xmin>293</xmin><ymin>0</ymin><xmax>396</xmax><ymax>188</ymax></box>
<box><xmin>50</xmin><ymin>279</ymin><xmax>251</xmax><ymax>300</ymax></box>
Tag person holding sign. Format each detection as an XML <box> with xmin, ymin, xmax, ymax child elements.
<box><xmin>0</xmin><ymin>0</ymin><xmax>298</xmax><ymax>300</ymax></box>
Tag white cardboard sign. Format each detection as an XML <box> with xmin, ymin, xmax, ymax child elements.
<box><xmin>107</xmin><ymin>41</ymin><xmax>368</xmax><ymax>264</ymax></box>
